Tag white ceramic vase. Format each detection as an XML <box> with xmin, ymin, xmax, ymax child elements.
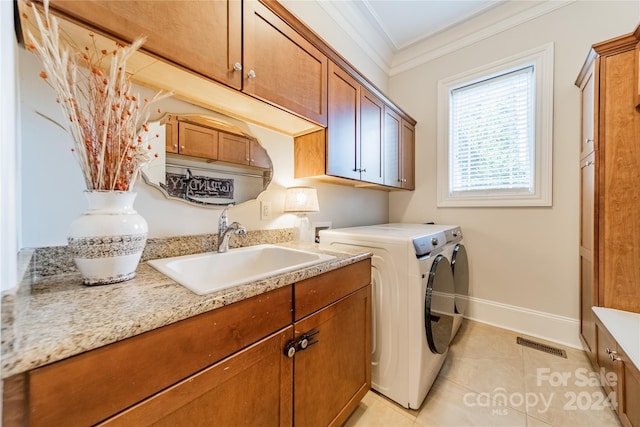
<box><xmin>68</xmin><ymin>191</ymin><xmax>148</xmax><ymax>285</ymax></box>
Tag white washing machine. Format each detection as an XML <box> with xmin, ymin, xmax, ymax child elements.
<box><xmin>319</xmin><ymin>223</ymin><xmax>468</xmax><ymax>409</ymax></box>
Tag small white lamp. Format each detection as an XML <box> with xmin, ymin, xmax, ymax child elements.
<box><xmin>284</xmin><ymin>187</ymin><xmax>319</xmax><ymax>242</ymax></box>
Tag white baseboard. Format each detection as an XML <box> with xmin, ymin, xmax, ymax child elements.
<box><xmin>463</xmin><ymin>296</ymin><xmax>583</xmax><ymax>350</ymax></box>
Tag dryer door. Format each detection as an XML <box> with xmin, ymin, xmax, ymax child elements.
<box><xmin>451</xmin><ymin>244</ymin><xmax>469</xmax><ymax>316</ymax></box>
<box><xmin>424</xmin><ymin>255</ymin><xmax>455</xmax><ymax>354</ymax></box>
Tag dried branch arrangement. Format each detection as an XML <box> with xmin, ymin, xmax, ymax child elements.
<box><xmin>23</xmin><ymin>0</ymin><xmax>170</xmax><ymax>191</ymax></box>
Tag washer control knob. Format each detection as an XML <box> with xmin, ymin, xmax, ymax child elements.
<box><xmin>431</xmin><ymin>237</ymin><xmax>439</xmax><ymax>246</ymax></box>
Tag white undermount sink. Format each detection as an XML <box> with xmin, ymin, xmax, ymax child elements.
<box><xmin>147</xmin><ymin>244</ymin><xmax>336</xmax><ymax>295</ymax></box>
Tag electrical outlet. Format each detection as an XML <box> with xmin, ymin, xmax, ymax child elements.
<box><xmin>260</xmin><ymin>201</ymin><xmax>272</xmax><ymax>220</ymax></box>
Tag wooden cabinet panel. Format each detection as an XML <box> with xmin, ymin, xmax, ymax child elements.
<box><xmin>635</xmin><ymin>39</ymin><xmax>640</xmax><ymax>108</ymax></box>
<box><xmin>580</xmin><ymin>152</ymin><xmax>596</xmax><ymax>358</ymax></box>
<box><xmin>599</xmin><ymin>50</ymin><xmax>640</xmax><ymax>313</ymax></box>
<box><xmin>618</xmin><ymin>346</ymin><xmax>640</xmax><ymax>427</ymax></box>
<box><xmin>101</xmin><ymin>327</ymin><xmax>294</xmax><ymax>427</ymax></box>
<box><xmin>163</xmin><ymin>115</ymin><xmax>179</xmax><ymax>154</ymax></box>
<box><xmin>243</xmin><ymin>0</ymin><xmax>328</xmax><ymax>126</ymax></box>
<box><xmin>596</xmin><ymin>322</ymin><xmax>618</xmax><ymax>397</ymax></box>
<box><xmin>251</xmin><ymin>140</ymin><xmax>272</xmax><ymax>168</ymax></box>
<box><xmin>580</xmin><ymin>62</ymin><xmax>596</xmax><ymax>158</ymax></box>
<box><xmin>26</xmin><ymin>285</ymin><xmax>292</xmax><ymax>427</ymax></box>
<box><xmin>49</xmin><ymin>0</ymin><xmax>243</xmax><ymax>89</ymax></box>
<box><xmin>384</xmin><ymin>107</ymin><xmax>401</xmax><ymax>188</ymax></box>
<box><xmin>360</xmin><ymin>88</ymin><xmax>384</xmax><ymax>185</ymax></box>
<box><xmin>218</xmin><ymin>132</ymin><xmax>251</xmax><ymax>165</ymax></box>
<box><xmin>294</xmin><ymin>285</ymin><xmax>371</xmax><ymax>427</ymax></box>
<box><xmin>400</xmin><ymin>119</ymin><xmax>416</xmax><ymax>190</ymax></box>
<box><xmin>178</xmin><ymin>122</ymin><xmax>219</xmax><ymax>160</ymax></box>
<box><xmin>327</xmin><ymin>62</ymin><xmax>360</xmax><ymax>181</ymax></box>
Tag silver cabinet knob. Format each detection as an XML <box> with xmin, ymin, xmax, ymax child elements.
<box><xmin>247</xmin><ymin>70</ymin><xmax>257</xmax><ymax>79</ymax></box>
<box><xmin>233</xmin><ymin>62</ymin><xmax>242</xmax><ymax>71</ymax></box>
<box><xmin>585</xmin><ymin>138</ymin><xmax>594</xmax><ymax>144</ymax></box>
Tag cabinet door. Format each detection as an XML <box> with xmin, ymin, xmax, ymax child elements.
<box><xmin>327</xmin><ymin>62</ymin><xmax>360</xmax><ymax>181</ymax></box>
<box><xmin>163</xmin><ymin>115</ymin><xmax>179</xmax><ymax>154</ymax></box>
<box><xmin>49</xmin><ymin>0</ymin><xmax>242</xmax><ymax>89</ymax></box>
<box><xmin>618</xmin><ymin>346</ymin><xmax>640</xmax><ymax>427</ymax></box>
<box><xmin>596</xmin><ymin>322</ymin><xmax>618</xmax><ymax>399</ymax></box>
<box><xmin>243</xmin><ymin>0</ymin><xmax>328</xmax><ymax>126</ymax></box>
<box><xmin>580</xmin><ymin>62</ymin><xmax>596</xmax><ymax>158</ymax></box>
<box><xmin>383</xmin><ymin>107</ymin><xmax>402</xmax><ymax>188</ymax></box>
<box><xmin>400</xmin><ymin>119</ymin><xmax>415</xmax><ymax>190</ymax></box>
<box><xmin>251</xmin><ymin>140</ymin><xmax>272</xmax><ymax>168</ymax></box>
<box><xmin>101</xmin><ymin>327</ymin><xmax>294</xmax><ymax>427</ymax></box>
<box><xmin>218</xmin><ymin>132</ymin><xmax>251</xmax><ymax>166</ymax></box>
<box><xmin>294</xmin><ymin>286</ymin><xmax>371</xmax><ymax>427</ymax></box>
<box><xmin>178</xmin><ymin>122</ymin><xmax>218</xmax><ymax>160</ymax></box>
<box><xmin>580</xmin><ymin>152</ymin><xmax>596</xmax><ymax>359</ymax></box>
<box><xmin>360</xmin><ymin>88</ymin><xmax>384</xmax><ymax>185</ymax></box>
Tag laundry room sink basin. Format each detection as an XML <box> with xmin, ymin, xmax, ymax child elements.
<box><xmin>147</xmin><ymin>244</ymin><xmax>336</xmax><ymax>295</ymax></box>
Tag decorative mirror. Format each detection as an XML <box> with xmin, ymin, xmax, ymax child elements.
<box><xmin>143</xmin><ymin>113</ymin><xmax>273</xmax><ymax>206</ymax></box>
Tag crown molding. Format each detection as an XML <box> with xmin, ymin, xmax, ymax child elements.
<box><xmin>389</xmin><ymin>0</ymin><xmax>575</xmax><ymax>76</ymax></box>
<box><xmin>313</xmin><ymin>0</ymin><xmax>393</xmax><ymax>74</ymax></box>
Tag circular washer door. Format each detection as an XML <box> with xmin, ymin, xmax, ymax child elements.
<box><xmin>424</xmin><ymin>255</ymin><xmax>455</xmax><ymax>354</ymax></box>
<box><xmin>451</xmin><ymin>244</ymin><xmax>469</xmax><ymax>316</ymax></box>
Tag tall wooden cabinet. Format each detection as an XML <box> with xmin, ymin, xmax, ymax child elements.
<box><xmin>576</xmin><ymin>25</ymin><xmax>640</xmax><ymax>427</ymax></box>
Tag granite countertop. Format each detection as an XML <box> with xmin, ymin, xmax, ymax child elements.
<box><xmin>592</xmin><ymin>307</ymin><xmax>640</xmax><ymax>371</ymax></box>
<box><xmin>1</xmin><ymin>242</ymin><xmax>371</xmax><ymax>379</ymax></box>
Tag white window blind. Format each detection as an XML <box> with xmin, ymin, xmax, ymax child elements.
<box><xmin>437</xmin><ymin>43</ymin><xmax>553</xmax><ymax>207</ymax></box>
<box><xmin>449</xmin><ymin>66</ymin><xmax>534</xmax><ymax>195</ymax></box>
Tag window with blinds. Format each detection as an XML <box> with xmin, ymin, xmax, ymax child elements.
<box><xmin>437</xmin><ymin>43</ymin><xmax>553</xmax><ymax>207</ymax></box>
<box><xmin>449</xmin><ymin>66</ymin><xmax>534</xmax><ymax>194</ymax></box>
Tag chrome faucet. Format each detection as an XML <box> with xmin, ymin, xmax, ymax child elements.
<box><xmin>217</xmin><ymin>207</ymin><xmax>247</xmax><ymax>253</ymax></box>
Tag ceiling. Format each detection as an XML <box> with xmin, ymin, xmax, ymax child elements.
<box><xmin>299</xmin><ymin>0</ymin><xmax>569</xmax><ymax>75</ymax></box>
<box><xmin>349</xmin><ymin>0</ymin><xmax>504</xmax><ymax>51</ymax></box>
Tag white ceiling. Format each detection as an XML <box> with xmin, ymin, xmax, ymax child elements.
<box><xmin>351</xmin><ymin>0</ymin><xmax>504</xmax><ymax>50</ymax></box>
<box><xmin>303</xmin><ymin>0</ymin><xmax>571</xmax><ymax>75</ymax></box>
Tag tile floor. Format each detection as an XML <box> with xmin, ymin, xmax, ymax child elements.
<box><xmin>345</xmin><ymin>320</ymin><xmax>622</xmax><ymax>427</ymax></box>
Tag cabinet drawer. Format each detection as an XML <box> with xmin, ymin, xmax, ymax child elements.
<box><xmin>27</xmin><ymin>285</ymin><xmax>292</xmax><ymax>427</ymax></box>
<box><xmin>100</xmin><ymin>327</ymin><xmax>294</xmax><ymax>427</ymax></box>
<box><xmin>294</xmin><ymin>259</ymin><xmax>371</xmax><ymax>321</ymax></box>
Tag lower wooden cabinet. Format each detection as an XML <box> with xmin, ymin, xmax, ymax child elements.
<box><xmin>595</xmin><ymin>317</ymin><xmax>640</xmax><ymax>427</ymax></box>
<box><xmin>3</xmin><ymin>260</ymin><xmax>372</xmax><ymax>426</ymax></box>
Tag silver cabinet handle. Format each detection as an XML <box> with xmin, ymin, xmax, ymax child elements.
<box><xmin>247</xmin><ymin>70</ymin><xmax>257</xmax><ymax>79</ymax></box>
<box><xmin>585</xmin><ymin>138</ymin><xmax>594</xmax><ymax>144</ymax></box>
<box><xmin>584</xmin><ymin>160</ymin><xmax>594</xmax><ymax>167</ymax></box>
<box><xmin>233</xmin><ymin>62</ymin><xmax>242</xmax><ymax>71</ymax></box>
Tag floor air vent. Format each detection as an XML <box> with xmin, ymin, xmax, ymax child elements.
<box><xmin>516</xmin><ymin>337</ymin><xmax>567</xmax><ymax>358</ymax></box>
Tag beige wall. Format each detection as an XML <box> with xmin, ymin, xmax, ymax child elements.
<box><xmin>387</xmin><ymin>1</ymin><xmax>639</xmax><ymax>346</ymax></box>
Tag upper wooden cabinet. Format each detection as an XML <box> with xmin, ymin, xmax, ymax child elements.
<box><xmin>294</xmin><ymin>62</ymin><xmax>411</xmax><ymax>189</ymax></box>
<box><xmin>243</xmin><ymin>0</ymin><xmax>328</xmax><ymax>126</ymax></box>
<box><xmin>48</xmin><ymin>0</ymin><xmax>243</xmax><ymax>89</ymax></box>
<box><xmin>326</xmin><ymin>63</ymin><xmax>360</xmax><ymax>181</ymax></box>
<box><xmin>325</xmin><ymin>63</ymin><xmax>383</xmax><ymax>184</ymax></box>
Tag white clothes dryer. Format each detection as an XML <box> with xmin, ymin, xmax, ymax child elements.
<box><xmin>319</xmin><ymin>223</ymin><xmax>466</xmax><ymax>409</ymax></box>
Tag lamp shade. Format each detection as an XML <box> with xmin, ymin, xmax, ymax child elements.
<box><xmin>284</xmin><ymin>187</ymin><xmax>319</xmax><ymax>213</ymax></box>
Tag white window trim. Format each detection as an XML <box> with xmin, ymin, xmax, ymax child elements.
<box><xmin>437</xmin><ymin>43</ymin><xmax>554</xmax><ymax>207</ymax></box>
